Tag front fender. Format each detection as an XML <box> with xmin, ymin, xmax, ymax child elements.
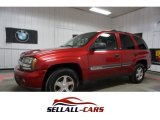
<box><xmin>36</xmin><ymin>56</ymin><xmax>89</xmax><ymax>81</ymax></box>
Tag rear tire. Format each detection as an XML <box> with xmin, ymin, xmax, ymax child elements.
<box><xmin>129</xmin><ymin>63</ymin><xmax>145</xmax><ymax>84</ymax></box>
<box><xmin>45</xmin><ymin>68</ymin><xmax>79</xmax><ymax>92</ymax></box>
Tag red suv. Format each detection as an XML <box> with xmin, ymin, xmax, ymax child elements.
<box><xmin>14</xmin><ymin>30</ymin><xmax>151</xmax><ymax>92</ymax></box>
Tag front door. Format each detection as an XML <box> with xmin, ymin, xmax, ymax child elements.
<box><xmin>88</xmin><ymin>32</ymin><xmax>122</xmax><ymax>80</ymax></box>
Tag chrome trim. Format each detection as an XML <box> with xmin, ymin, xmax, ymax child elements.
<box><xmin>122</xmin><ymin>62</ymin><xmax>132</xmax><ymax>67</ymax></box>
<box><xmin>90</xmin><ymin>64</ymin><xmax>121</xmax><ymax>71</ymax></box>
<box><xmin>90</xmin><ymin>62</ymin><xmax>132</xmax><ymax>71</ymax></box>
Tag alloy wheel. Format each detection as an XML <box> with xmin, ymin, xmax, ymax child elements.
<box><xmin>53</xmin><ymin>75</ymin><xmax>75</xmax><ymax>92</ymax></box>
<box><xmin>136</xmin><ymin>67</ymin><xmax>144</xmax><ymax>81</ymax></box>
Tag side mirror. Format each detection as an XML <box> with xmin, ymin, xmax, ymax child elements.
<box><xmin>90</xmin><ymin>42</ymin><xmax>106</xmax><ymax>51</ymax></box>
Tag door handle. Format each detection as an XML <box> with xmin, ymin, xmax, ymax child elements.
<box><xmin>115</xmin><ymin>54</ymin><xmax>120</xmax><ymax>58</ymax></box>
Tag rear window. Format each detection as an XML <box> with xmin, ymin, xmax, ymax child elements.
<box><xmin>134</xmin><ymin>36</ymin><xmax>148</xmax><ymax>50</ymax></box>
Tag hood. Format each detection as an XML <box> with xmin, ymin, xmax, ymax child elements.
<box><xmin>20</xmin><ymin>47</ymin><xmax>81</xmax><ymax>57</ymax></box>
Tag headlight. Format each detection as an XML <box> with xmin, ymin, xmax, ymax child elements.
<box><xmin>19</xmin><ymin>57</ymin><xmax>37</xmax><ymax>71</ymax></box>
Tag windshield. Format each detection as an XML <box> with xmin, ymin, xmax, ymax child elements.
<box><xmin>61</xmin><ymin>32</ymin><xmax>97</xmax><ymax>47</ymax></box>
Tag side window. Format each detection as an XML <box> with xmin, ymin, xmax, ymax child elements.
<box><xmin>120</xmin><ymin>34</ymin><xmax>135</xmax><ymax>49</ymax></box>
<box><xmin>134</xmin><ymin>36</ymin><xmax>148</xmax><ymax>50</ymax></box>
<box><xmin>94</xmin><ymin>33</ymin><xmax>118</xmax><ymax>50</ymax></box>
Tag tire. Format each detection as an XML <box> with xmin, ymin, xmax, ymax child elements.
<box><xmin>129</xmin><ymin>63</ymin><xmax>145</xmax><ymax>84</ymax></box>
<box><xmin>45</xmin><ymin>68</ymin><xmax>79</xmax><ymax>92</ymax></box>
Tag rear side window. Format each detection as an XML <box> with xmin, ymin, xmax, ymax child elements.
<box><xmin>134</xmin><ymin>36</ymin><xmax>148</xmax><ymax>50</ymax></box>
<box><xmin>120</xmin><ymin>34</ymin><xmax>135</xmax><ymax>49</ymax></box>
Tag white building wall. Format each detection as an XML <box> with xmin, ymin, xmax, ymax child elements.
<box><xmin>1</xmin><ymin>7</ymin><xmax>159</xmax><ymax>72</ymax></box>
<box><xmin>0</xmin><ymin>7</ymin><xmax>112</xmax><ymax>68</ymax></box>
<box><xmin>113</xmin><ymin>7</ymin><xmax>160</xmax><ymax>72</ymax></box>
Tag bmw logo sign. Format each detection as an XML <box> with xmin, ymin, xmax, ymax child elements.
<box><xmin>15</xmin><ymin>30</ymin><xmax>29</xmax><ymax>42</ymax></box>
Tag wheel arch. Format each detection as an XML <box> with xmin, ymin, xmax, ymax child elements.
<box><xmin>42</xmin><ymin>62</ymin><xmax>83</xmax><ymax>90</ymax></box>
<box><xmin>136</xmin><ymin>59</ymin><xmax>148</xmax><ymax>71</ymax></box>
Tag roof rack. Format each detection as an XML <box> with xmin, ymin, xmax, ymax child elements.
<box><xmin>111</xmin><ymin>30</ymin><xmax>131</xmax><ymax>34</ymax></box>
<box><xmin>111</xmin><ymin>29</ymin><xmax>117</xmax><ymax>31</ymax></box>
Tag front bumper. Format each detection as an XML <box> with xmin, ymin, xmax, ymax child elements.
<box><xmin>14</xmin><ymin>66</ymin><xmax>46</xmax><ymax>89</ymax></box>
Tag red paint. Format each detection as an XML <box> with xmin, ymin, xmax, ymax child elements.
<box><xmin>53</xmin><ymin>97</ymin><xmax>97</xmax><ymax>106</ymax></box>
<box><xmin>0</xmin><ymin>76</ymin><xmax>4</xmax><ymax>81</ymax></box>
<box><xmin>0</xmin><ymin>74</ymin><xmax>14</xmax><ymax>81</ymax></box>
<box><xmin>14</xmin><ymin>30</ymin><xmax>151</xmax><ymax>89</ymax></box>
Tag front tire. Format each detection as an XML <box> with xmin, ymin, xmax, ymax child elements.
<box><xmin>45</xmin><ymin>68</ymin><xmax>79</xmax><ymax>92</ymax></box>
<box><xmin>129</xmin><ymin>63</ymin><xmax>145</xmax><ymax>83</ymax></box>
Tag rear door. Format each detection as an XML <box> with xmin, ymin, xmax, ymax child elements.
<box><xmin>88</xmin><ymin>32</ymin><xmax>122</xmax><ymax>80</ymax></box>
<box><xmin>118</xmin><ymin>33</ymin><xmax>137</xmax><ymax>74</ymax></box>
